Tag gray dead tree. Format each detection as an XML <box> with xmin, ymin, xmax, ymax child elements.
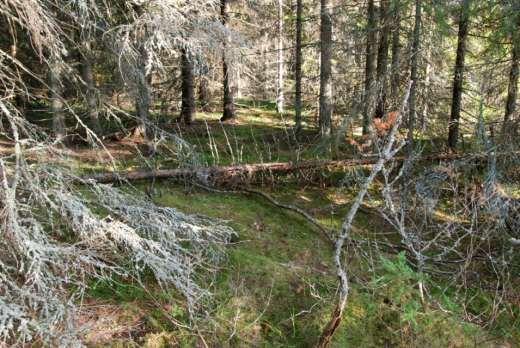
<box><xmin>317</xmin><ymin>83</ymin><xmax>412</xmax><ymax>347</ymax></box>
<box><xmin>0</xmin><ymin>1</ymin><xmax>238</xmax><ymax>345</ymax></box>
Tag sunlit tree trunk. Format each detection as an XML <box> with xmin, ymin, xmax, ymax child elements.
<box><xmin>220</xmin><ymin>0</ymin><xmax>235</xmax><ymax>121</ymax></box>
<box><xmin>49</xmin><ymin>54</ymin><xmax>65</xmax><ymax>140</ymax></box>
<box><xmin>294</xmin><ymin>0</ymin><xmax>303</xmax><ymax>132</ymax></box>
<box><xmin>319</xmin><ymin>0</ymin><xmax>333</xmax><ymax>138</ymax></box>
<box><xmin>80</xmin><ymin>41</ymin><xmax>101</xmax><ymax>135</ymax></box>
<box><xmin>407</xmin><ymin>0</ymin><xmax>422</xmax><ymax>152</ymax></box>
<box><xmin>276</xmin><ymin>0</ymin><xmax>285</xmax><ymax>114</ymax></box>
<box><xmin>448</xmin><ymin>0</ymin><xmax>471</xmax><ymax>150</ymax></box>
<box><xmin>362</xmin><ymin>0</ymin><xmax>377</xmax><ymax>134</ymax></box>
<box><xmin>375</xmin><ymin>0</ymin><xmax>391</xmax><ymax>118</ymax></box>
<box><xmin>420</xmin><ymin>48</ymin><xmax>432</xmax><ymax>131</ymax></box>
<box><xmin>502</xmin><ymin>13</ymin><xmax>520</xmax><ymax>137</ymax></box>
<box><xmin>260</xmin><ymin>33</ymin><xmax>270</xmax><ymax>100</ymax></box>
<box><xmin>134</xmin><ymin>48</ymin><xmax>152</xmax><ymax>139</ymax></box>
<box><xmin>133</xmin><ymin>4</ymin><xmax>152</xmax><ymax>139</ymax></box>
<box><xmin>180</xmin><ymin>49</ymin><xmax>195</xmax><ymax>124</ymax></box>
<box><xmin>199</xmin><ymin>76</ymin><xmax>211</xmax><ymax>112</ymax></box>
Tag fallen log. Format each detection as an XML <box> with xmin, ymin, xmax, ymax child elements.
<box><xmin>84</xmin><ymin>158</ymin><xmax>378</xmax><ymax>186</ymax></box>
<box><xmin>82</xmin><ymin>152</ymin><xmax>509</xmax><ymax>186</ymax></box>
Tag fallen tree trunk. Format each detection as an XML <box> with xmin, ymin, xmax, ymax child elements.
<box><xmin>84</xmin><ymin>158</ymin><xmax>376</xmax><ymax>185</ymax></box>
<box><xmin>83</xmin><ymin>152</ymin><xmax>505</xmax><ymax>186</ymax></box>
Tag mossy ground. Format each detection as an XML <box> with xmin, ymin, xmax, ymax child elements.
<box><xmin>83</xmin><ymin>183</ymin><xmax>517</xmax><ymax>347</ymax></box>
<box><xmin>76</xmin><ymin>103</ymin><xmax>518</xmax><ymax>347</ymax></box>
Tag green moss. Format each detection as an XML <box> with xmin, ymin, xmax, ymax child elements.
<box><xmin>75</xmin><ymin>103</ymin><xmax>518</xmax><ymax>346</ymax></box>
<box><xmin>88</xmin><ymin>277</ymin><xmax>149</xmax><ymax>303</ymax></box>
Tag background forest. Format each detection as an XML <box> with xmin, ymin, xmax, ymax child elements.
<box><xmin>0</xmin><ymin>0</ymin><xmax>519</xmax><ymax>347</ymax></box>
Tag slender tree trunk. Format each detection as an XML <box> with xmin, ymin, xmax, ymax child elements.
<box><xmin>7</xmin><ymin>18</ymin><xmax>17</xmax><ymax>59</ymax></box>
<box><xmin>49</xmin><ymin>54</ymin><xmax>65</xmax><ymax>140</ymax></box>
<box><xmin>133</xmin><ymin>4</ymin><xmax>152</xmax><ymax>140</ymax></box>
<box><xmin>199</xmin><ymin>76</ymin><xmax>211</xmax><ymax>112</ymax></box>
<box><xmin>390</xmin><ymin>0</ymin><xmax>401</xmax><ymax>107</ymax></box>
<box><xmin>420</xmin><ymin>48</ymin><xmax>432</xmax><ymax>131</ymax></box>
<box><xmin>220</xmin><ymin>0</ymin><xmax>235</xmax><ymax>122</ymax></box>
<box><xmin>80</xmin><ymin>42</ymin><xmax>101</xmax><ymax>135</ymax></box>
<box><xmin>8</xmin><ymin>19</ymin><xmax>26</xmax><ymax>115</ymax></box>
<box><xmin>407</xmin><ymin>0</ymin><xmax>422</xmax><ymax>152</ymax></box>
<box><xmin>276</xmin><ymin>0</ymin><xmax>285</xmax><ymax>114</ymax></box>
<box><xmin>448</xmin><ymin>0</ymin><xmax>471</xmax><ymax>150</ymax></box>
<box><xmin>502</xmin><ymin>13</ymin><xmax>520</xmax><ymax>137</ymax></box>
<box><xmin>134</xmin><ymin>50</ymin><xmax>152</xmax><ymax>139</ymax></box>
<box><xmin>375</xmin><ymin>0</ymin><xmax>391</xmax><ymax>118</ymax></box>
<box><xmin>294</xmin><ymin>0</ymin><xmax>303</xmax><ymax>132</ymax></box>
<box><xmin>261</xmin><ymin>33</ymin><xmax>270</xmax><ymax>100</ymax></box>
<box><xmin>319</xmin><ymin>0</ymin><xmax>333</xmax><ymax>137</ymax></box>
<box><xmin>180</xmin><ymin>49</ymin><xmax>195</xmax><ymax>124</ymax></box>
<box><xmin>362</xmin><ymin>0</ymin><xmax>377</xmax><ymax>134</ymax></box>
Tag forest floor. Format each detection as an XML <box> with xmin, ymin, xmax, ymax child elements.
<box><xmin>5</xmin><ymin>101</ymin><xmax>519</xmax><ymax>347</ymax></box>
<box><xmin>83</xmin><ymin>183</ymin><xmax>511</xmax><ymax>348</ymax></box>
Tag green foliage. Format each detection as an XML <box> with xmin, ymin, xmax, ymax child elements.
<box><xmin>88</xmin><ymin>277</ymin><xmax>149</xmax><ymax>303</ymax></box>
<box><xmin>341</xmin><ymin>253</ymin><xmax>491</xmax><ymax>347</ymax></box>
<box><xmin>80</xmin><ymin>181</ymin><xmax>520</xmax><ymax>347</ymax></box>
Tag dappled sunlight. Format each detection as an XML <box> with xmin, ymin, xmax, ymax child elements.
<box><xmin>1</xmin><ymin>0</ymin><xmax>519</xmax><ymax>345</ymax></box>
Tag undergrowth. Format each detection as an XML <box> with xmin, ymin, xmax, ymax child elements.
<box><xmin>83</xmin><ymin>184</ymin><xmax>518</xmax><ymax>347</ymax></box>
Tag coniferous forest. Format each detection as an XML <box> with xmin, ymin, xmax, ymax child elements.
<box><xmin>1</xmin><ymin>0</ymin><xmax>520</xmax><ymax>346</ymax></box>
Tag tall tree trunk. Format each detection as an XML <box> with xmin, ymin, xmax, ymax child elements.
<box><xmin>260</xmin><ymin>33</ymin><xmax>270</xmax><ymax>100</ymax></box>
<box><xmin>180</xmin><ymin>49</ymin><xmax>195</xmax><ymax>124</ymax></box>
<box><xmin>80</xmin><ymin>42</ymin><xmax>101</xmax><ymax>135</ymax></box>
<box><xmin>362</xmin><ymin>0</ymin><xmax>377</xmax><ymax>134</ymax></box>
<box><xmin>502</xmin><ymin>13</ymin><xmax>520</xmax><ymax>137</ymax></box>
<box><xmin>420</xmin><ymin>48</ymin><xmax>432</xmax><ymax>131</ymax></box>
<box><xmin>294</xmin><ymin>0</ymin><xmax>303</xmax><ymax>132</ymax></box>
<box><xmin>448</xmin><ymin>0</ymin><xmax>471</xmax><ymax>150</ymax></box>
<box><xmin>133</xmin><ymin>4</ymin><xmax>152</xmax><ymax>140</ymax></box>
<box><xmin>49</xmin><ymin>54</ymin><xmax>65</xmax><ymax>140</ymax></box>
<box><xmin>407</xmin><ymin>0</ymin><xmax>422</xmax><ymax>152</ymax></box>
<box><xmin>276</xmin><ymin>0</ymin><xmax>285</xmax><ymax>114</ymax></box>
<box><xmin>319</xmin><ymin>0</ymin><xmax>333</xmax><ymax>138</ymax></box>
<box><xmin>199</xmin><ymin>76</ymin><xmax>211</xmax><ymax>112</ymax></box>
<box><xmin>8</xmin><ymin>18</ymin><xmax>26</xmax><ymax>115</ymax></box>
<box><xmin>375</xmin><ymin>0</ymin><xmax>391</xmax><ymax>118</ymax></box>
<box><xmin>390</xmin><ymin>0</ymin><xmax>401</xmax><ymax>107</ymax></box>
<box><xmin>220</xmin><ymin>0</ymin><xmax>235</xmax><ymax>122</ymax></box>
<box><xmin>134</xmin><ymin>50</ymin><xmax>152</xmax><ymax>139</ymax></box>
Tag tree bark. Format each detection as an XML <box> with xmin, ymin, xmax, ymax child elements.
<box><xmin>80</xmin><ymin>42</ymin><xmax>102</xmax><ymax>135</ymax></box>
<box><xmin>198</xmin><ymin>76</ymin><xmax>211</xmax><ymax>112</ymax></box>
<box><xmin>260</xmin><ymin>33</ymin><xmax>270</xmax><ymax>100</ymax></box>
<box><xmin>319</xmin><ymin>0</ymin><xmax>333</xmax><ymax>138</ymax></box>
<box><xmin>49</xmin><ymin>54</ymin><xmax>65</xmax><ymax>140</ymax></box>
<box><xmin>133</xmin><ymin>4</ymin><xmax>152</xmax><ymax>140</ymax></box>
<box><xmin>375</xmin><ymin>0</ymin><xmax>391</xmax><ymax>118</ymax></box>
<box><xmin>362</xmin><ymin>0</ymin><xmax>378</xmax><ymax>134</ymax></box>
<box><xmin>448</xmin><ymin>0</ymin><xmax>471</xmax><ymax>150</ymax></box>
<box><xmin>294</xmin><ymin>0</ymin><xmax>303</xmax><ymax>132</ymax></box>
<box><xmin>220</xmin><ymin>0</ymin><xmax>236</xmax><ymax>122</ymax></box>
<box><xmin>420</xmin><ymin>48</ymin><xmax>432</xmax><ymax>131</ymax></box>
<box><xmin>502</xmin><ymin>12</ymin><xmax>520</xmax><ymax>137</ymax></box>
<box><xmin>407</xmin><ymin>0</ymin><xmax>422</xmax><ymax>153</ymax></box>
<box><xmin>134</xmin><ymin>51</ymin><xmax>152</xmax><ymax>139</ymax></box>
<box><xmin>84</xmin><ymin>152</ymin><xmax>487</xmax><ymax>186</ymax></box>
<box><xmin>276</xmin><ymin>0</ymin><xmax>285</xmax><ymax>114</ymax></box>
<box><xmin>390</xmin><ymin>0</ymin><xmax>401</xmax><ymax>108</ymax></box>
<box><xmin>180</xmin><ymin>48</ymin><xmax>195</xmax><ymax>124</ymax></box>
<box><xmin>85</xmin><ymin>159</ymin><xmax>375</xmax><ymax>185</ymax></box>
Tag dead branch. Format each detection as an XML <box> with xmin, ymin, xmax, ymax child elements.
<box><xmin>317</xmin><ymin>82</ymin><xmax>411</xmax><ymax>348</ymax></box>
<box><xmin>193</xmin><ymin>183</ymin><xmax>333</xmax><ymax>243</ymax></box>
